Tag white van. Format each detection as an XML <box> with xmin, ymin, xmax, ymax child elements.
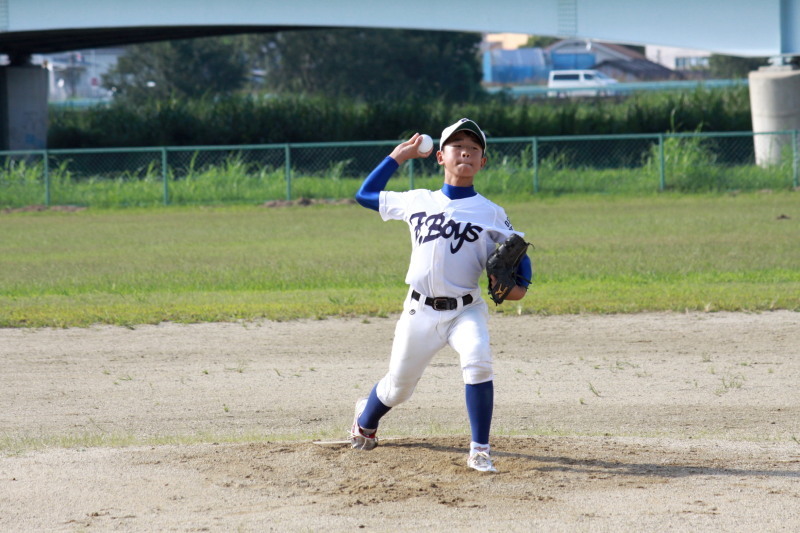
<box><xmin>547</xmin><ymin>69</ymin><xmax>618</xmax><ymax>97</ymax></box>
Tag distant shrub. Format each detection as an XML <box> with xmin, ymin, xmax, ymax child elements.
<box><xmin>48</xmin><ymin>87</ymin><xmax>753</xmax><ymax>149</ymax></box>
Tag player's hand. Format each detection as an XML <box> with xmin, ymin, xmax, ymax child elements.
<box><xmin>390</xmin><ymin>134</ymin><xmax>433</xmax><ymax>164</ymax></box>
<box><xmin>488</xmin><ymin>275</ymin><xmax>528</xmax><ymax>301</ymax></box>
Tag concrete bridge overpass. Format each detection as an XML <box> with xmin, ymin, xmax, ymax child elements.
<box><xmin>2</xmin><ymin>0</ymin><xmax>798</xmax><ymax>58</ymax></box>
<box><xmin>2</xmin><ymin>0</ymin><xmax>799</xmax><ymax>155</ymax></box>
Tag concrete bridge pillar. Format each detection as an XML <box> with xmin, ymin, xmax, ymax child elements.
<box><xmin>0</xmin><ymin>55</ymin><xmax>49</xmax><ymax>151</ymax></box>
<box><xmin>749</xmin><ymin>65</ymin><xmax>800</xmax><ymax>167</ymax></box>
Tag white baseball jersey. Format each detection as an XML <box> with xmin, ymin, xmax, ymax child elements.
<box><xmin>379</xmin><ymin>189</ymin><xmax>520</xmax><ymax>298</ymax></box>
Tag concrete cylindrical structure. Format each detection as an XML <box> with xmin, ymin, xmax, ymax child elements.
<box><xmin>749</xmin><ymin>66</ymin><xmax>800</xmax><ymax>167</ymax></box>
<box><xmin>0</xmin><ymin>65</ymin><xmax>49</xmax><ymax>150</ymax></box>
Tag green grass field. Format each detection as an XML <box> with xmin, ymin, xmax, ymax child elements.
<box><xmin>1</xmin><ymin>193</ymin><xmax>798</xmax><ymax>327</ymax></box>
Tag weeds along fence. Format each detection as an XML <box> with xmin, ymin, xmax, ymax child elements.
<box><xmin>1</xmin><ymin>131</ymin><xmax>798</xmax><ymax>208</ymax></box>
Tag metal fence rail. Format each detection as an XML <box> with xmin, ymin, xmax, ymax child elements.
<box><xmin>1</xmin><ymin>131</ymin><xmax>797</xmax><ymax>208</ymax></box>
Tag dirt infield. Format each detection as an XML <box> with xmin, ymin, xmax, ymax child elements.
<box><xmin>2</xmin><ymin>312</ymin><xmax>799</xmax><ymax>531</ymax></box>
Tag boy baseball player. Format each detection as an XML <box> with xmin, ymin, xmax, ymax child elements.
<box><xmin>351</xmin><ymin>118</ymin><xmax>531</xmax><ymax>472</ymax></box>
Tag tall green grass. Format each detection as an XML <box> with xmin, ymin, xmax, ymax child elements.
<box><xmin>1</xmin><ymin>194</ymin><xmax>797</xmax><ymax>327</ymax></box>
<box><xmin>2</xmin><ymin>141</ymin><xmax>796</xmax><ymax>209</ymax></box>
<box><xmin>48</xmin><ymin>88</ymin><xmax>753</xmax><ymax>148</ymax></box>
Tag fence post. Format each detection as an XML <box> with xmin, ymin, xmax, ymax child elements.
<box><xmin>658</xmin><ymin>134</ymin><xmax>665</xmax><ymax>192</ymax></box>
<box><xmin>161</xmin><ymin>147</ymin><xmax>169</xmax><ymax>205</ymax></box>
<box><xmin>43</xmin><ymin>150</ymin><xmax>50</xmax><ymax>207</ymax></box>
<box><xmin>794</xmin><ymin>130</ymin><xmax>799</xmax><ymax>189</ymax></box>
<box><xmin>284</xmin><ymin>144</ymin><xmax>292</xmax><ymax>201</ymax></box>
<box><xmin>532</xmin><ymin>137</ymin><xmax>539</xmax><ymax>193</ymax></box>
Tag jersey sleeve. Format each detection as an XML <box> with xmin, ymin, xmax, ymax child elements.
<box><xmin>379</xmin><ymin>190</ymin><xmax>410</xmax><ymax>222</ymax></box>
<box><xmin>491</xmin><ymin>205</ymin><xmax>522</xmax><ymax>242</ymax></box>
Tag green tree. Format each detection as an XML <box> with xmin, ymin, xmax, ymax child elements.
<box><xmin>524</xmin><ymin>35</ymin><xmax>559</xmax><ymax>48</ymax></box>
<box><xmin>253</xmin><ymin>29</ymin><xmax>484</xmax><ymax>102</ymax></box>
<box><xmin>708</xmin><ymin>54</ymin><xmax>768</xmax><ymax>78</ymax></box>
<box><xmin>103</xmin><ymin>37</ymin><xmax>249</xmax><ymax>103</ymax></box>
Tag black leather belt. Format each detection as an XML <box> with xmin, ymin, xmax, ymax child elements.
<box><xmin>411</xmin><ymin>290</ymin><xmax>473</xmax><ymax>311</ymax></box>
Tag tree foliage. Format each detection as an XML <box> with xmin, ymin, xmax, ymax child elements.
<box><xmin>708</xmin><ymin>55</ymin><xmax>768</xmax><ymax>79</ymax></box>
<box><xmin>524</xmin><ymin>35</ymin><xmax>559</xmax><ymax>48</ymax></box>
<box><xmin>102</xmin><ymin>37</ymin><xmax>249</xmax><ymax>104</ymax></box>
<box><xmin>49</xmin><ymin>86</ymin><xmax>753</xmax><ymax>148</ymax></box>
<box><xmin>251</xmin><ymin>29</ymin><xmax>484</xmax><ymax>102</ymax></box>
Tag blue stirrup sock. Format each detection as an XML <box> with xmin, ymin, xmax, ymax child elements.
<box><xmin>465</xmin><ymin>380</ymin><xmax>494</xmax><ymax>445</ymax></box>
<box><xmin>357</xmin><ymin>384</ymin><xmax>392</xmax><ymax>432</ymax></box>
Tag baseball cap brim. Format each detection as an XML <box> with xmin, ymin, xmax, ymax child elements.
<box><xmin>439</xmin><ymin>118</ymin><xmax>486</xmax><ymax>151</ymax></box>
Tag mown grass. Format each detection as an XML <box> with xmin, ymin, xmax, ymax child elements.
<box><xmin>1</xmin><ymin>193</ymin><xmax>797</xmax><ymax>327</ymax></box>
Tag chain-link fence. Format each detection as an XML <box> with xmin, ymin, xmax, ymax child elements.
<box><xmin>2</xmin><ymin>131</ymin><xmax>797</xmax><ymax>208</ymax></box>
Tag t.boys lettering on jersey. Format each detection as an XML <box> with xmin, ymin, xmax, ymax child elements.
<box><xmin>409</xmin><ymin>211</ymin><xmax>483</xmax><ymax>254</ymax></box>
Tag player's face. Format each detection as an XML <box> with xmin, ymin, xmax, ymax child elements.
<box><xmin>437</xmin><ymin>131</ymin><xmax>486</xmax><ymax>183</ymax></box>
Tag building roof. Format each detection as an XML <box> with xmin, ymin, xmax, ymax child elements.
<box><xmin>595</xmin><ymin>42</ymin><xmax>646</xmax><ymax>60</ymax></box>
<box><xmin>546</xmin><ymin>39</ymin><xmax>645</xmax><ymax>61</ymax></box>
<box><xmin>594</xmin><ymin>58</ymin><xmax>682</xmax><ymax>80</ymax></box>
<box><xmin>488</xmin><ymin>47</ymin><xmax>546</xmax><ymax>67</ymax></box>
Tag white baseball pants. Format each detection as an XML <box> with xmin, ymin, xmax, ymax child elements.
<box><xmin>376</xmin><ymin>289</ymin><xmax>493</xmax><ymax>407</ymax></box>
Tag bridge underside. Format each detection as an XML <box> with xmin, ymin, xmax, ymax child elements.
<box><xmin>0</xmin><ymin>15</ymin><xmax>798</xmax><ymax>153</ymax></box>
<box><xmin>0</xmin><ymin>25</ymin><xmax>328</xmax><ymax>149</ymax></box>
<box><xmin>1</xmin><ymin>26</ymin><xmax>323</xmax><ymax>60</ymax></box>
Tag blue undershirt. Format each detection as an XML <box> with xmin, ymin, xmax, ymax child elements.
<box><xmin>441</xmin><ymin>182</ymin><xmax>477</xmax><ymax>200</ymax></box>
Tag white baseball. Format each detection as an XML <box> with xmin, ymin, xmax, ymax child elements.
<box><xmin>418</xmin><ymin>134</ymin><xmax>433</xmax><ymax>154</ymax></box>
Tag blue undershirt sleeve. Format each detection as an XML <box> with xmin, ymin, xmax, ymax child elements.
<box><xmin>355</xmin><ymin>156</ymin><xmax>399</xmax><ymax>211</ymax></box>
<box><xmin>516</xmin><ymin>255</ymin><xmax>532</xmax><ymax>288</ymax></box>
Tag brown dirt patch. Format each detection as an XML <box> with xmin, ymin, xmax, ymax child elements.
<box><xmin>1</xmin><ymin>312</ymin><xmax>799</xmax><ymax>531</ymax></box>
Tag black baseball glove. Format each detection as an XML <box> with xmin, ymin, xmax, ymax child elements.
<box><xmin>486</xmin><ymin>234</ymin><xmax>532</xmax><ymax>305</ymax></box>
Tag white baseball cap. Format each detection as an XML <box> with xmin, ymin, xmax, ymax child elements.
<box><xmin>439</xmin><ymin>118</ymin><xmax>486</xmax><ymax>151</ymax></box>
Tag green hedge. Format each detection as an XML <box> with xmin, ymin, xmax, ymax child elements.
<box><xmin>48</xmin><ymin>87</ymin><xmax>752</xmax><ymax>149</ymax></box>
